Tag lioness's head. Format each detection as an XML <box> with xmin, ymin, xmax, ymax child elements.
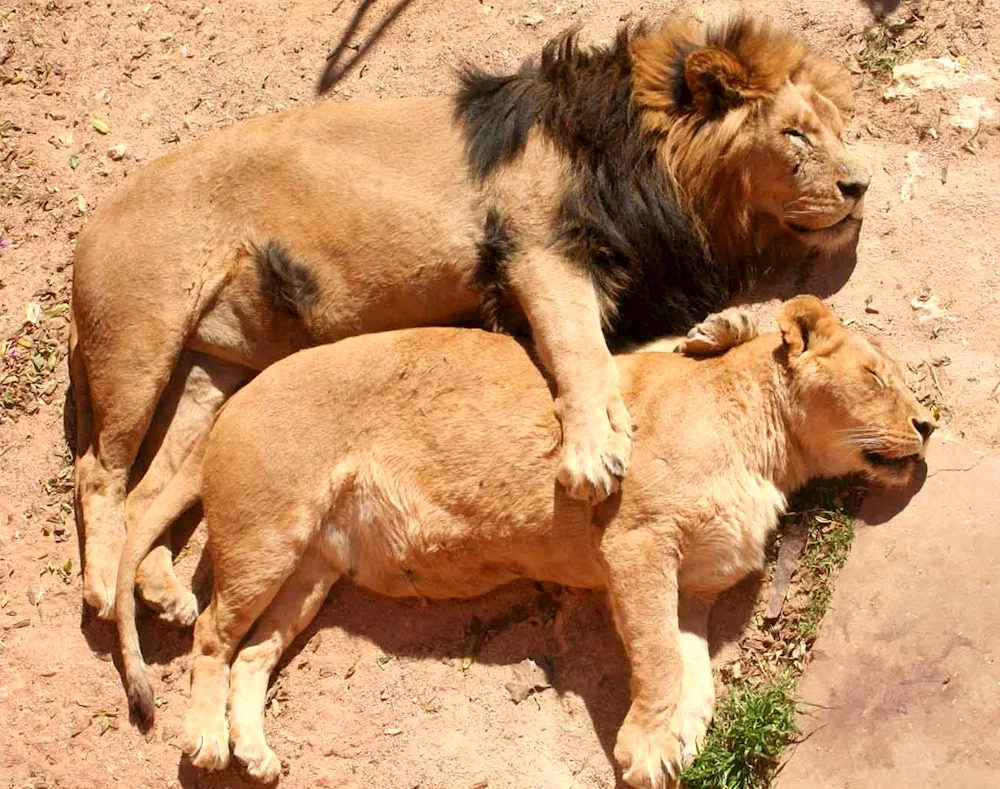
<box><xmin>632</xmin><ymin>17</ymin><xmax>869</xmax><ymax>260</ymax></box>
<box><xmin>779</xmin><ymin>296</ymin><xmax>935</xmax><ymax>488</ymax></box>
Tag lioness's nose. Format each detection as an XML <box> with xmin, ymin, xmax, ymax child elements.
<box><xmin>912</xmin><ymin>417</ymin><xmax>936</xmax><ymax>442</ymax></box>
<box><xmin>838</xmin><ymin>175</ymin><xmax>870</xmax><ymax>200</ymax></box>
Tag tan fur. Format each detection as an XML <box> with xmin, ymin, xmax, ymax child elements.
<box><xmin>633</xmin><ymin>17</ymin><xmax>867</xmax><ymax>259</ymax></box>
<box><xmin>75</xmin><ymin>17</ymin><xmax>867</xmax><ymax>621</ymax></box>
<box><xmin>115</xmin><ymin>298</ymin><xmax>932</xmax><ymax>786</ymax></box>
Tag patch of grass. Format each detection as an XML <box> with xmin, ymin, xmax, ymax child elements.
<box><xmin>856</xmin><ymin>25</ymin><xmax>915</xmax><ymax>76</ymax></box>
<box><xmin>859</xmin><ymin>43</ymin><xmax>913</xmax><ymax>75</ymax></box>
<box><xmin>683</xmin><ymin>677</ymin><xmax>798</xmax><ymax>789</ymax></box>
<box><xmin>682</xmin><ymin>477</ymin><xmax>865</xmax><ymax>788</ymax></box>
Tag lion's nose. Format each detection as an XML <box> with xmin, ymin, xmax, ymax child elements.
<box><xmin>912</xmin><ymin>416</ymin><xmax>936</xmax><ymax>443</ymax></box>
<box><xmin>837</xmin><ymin>175</ymin><xmax>870</xmax><ymax>200</ymax></box>
<box><xmin>838</xmin><ymin>175</ymin><xmax>870</xmax><ymax>200</ymax></box>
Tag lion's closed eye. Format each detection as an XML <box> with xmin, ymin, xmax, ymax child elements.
<box><xmin>783</xmin><ymin>128</ymin><xmax>812</xmax><ymax>147</ymax></box>
<box><xmin>866</xmin><ymin>368</ymin><xmax>886</xmax><ymax>389</ymax></box>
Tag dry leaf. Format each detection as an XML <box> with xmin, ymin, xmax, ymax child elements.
<box><xmin>504</xmin><ymin>658</ymin><xmax>551</xmax><ymax>703</ymax></box>
<box><xmin>91</xmin><ymin>118</ymin><xmax>110</xmax><ymax>135</ymax></box>
<box><xmin>25</xmin><ymin>301</ymin><xmax>42</xmax><ymax>325</ymax></box>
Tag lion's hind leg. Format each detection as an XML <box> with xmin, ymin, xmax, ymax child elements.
<box><xmin>128</xmin><ymin>352</ymin><xmax>250</xmax><ymax>626</ymax></box>
<box><xmin>73</xmin><ymin>304</ymin><xmax>193</xmax><ymax>619</ymax></box>
<box><xmin>676</xmin><ymin>307</ymin><xmax>759</xmax><ymax>357</ymax></box>
<box><xmin>228</xmin><ymin>550</ymin><xmax>340</xmax><ymax>782</ymax></box>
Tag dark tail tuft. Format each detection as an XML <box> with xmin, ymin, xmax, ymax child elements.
<box><xmin>127</xmin><ymin>664</ymin><xmax>156</xmax><ymax>730</ymax></box>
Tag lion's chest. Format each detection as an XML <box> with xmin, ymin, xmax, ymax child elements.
<box><xmin>678</xmin><ymin>476</ymin><xmax>787</xmax><ymax>596</ymax></box>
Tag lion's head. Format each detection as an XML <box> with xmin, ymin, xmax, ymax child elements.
<box><xmin>632</xmin><ymin>17</ymin><xmax>869</xmax><ymax>262</ymax></box>
<box><xmin>779</xmin><ymin>296</ymin><xmax>935</xmax><ymax>488</ymax></box>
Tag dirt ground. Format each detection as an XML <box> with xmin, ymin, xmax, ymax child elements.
<box><xmin>1</xmin><ymin>0</ymin><xmax>998</xmax><ymax>787</ymax></box>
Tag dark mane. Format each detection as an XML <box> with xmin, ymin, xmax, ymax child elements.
<box><xmin>454</xmin><ymin>27</ymin><xmax>735</xmax><ymax>345</ymax></box>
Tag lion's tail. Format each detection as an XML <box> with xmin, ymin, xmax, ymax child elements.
<box><xmin>116</xmin><ymin>429</ymin><xmax>209</xmax><ymax>728</ymax></box>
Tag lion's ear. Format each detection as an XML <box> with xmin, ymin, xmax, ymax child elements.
<box><xmin>684</xmin><ymin>47</ymin><xmax>750</xmax><ymax>115</ymax></box>
<box><xmin>777</xmin><ymin>296</ymin><xmax>840</xmax><ymax>360</ymax></box>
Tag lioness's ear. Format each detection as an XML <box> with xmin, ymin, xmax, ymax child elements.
<box><xmin>684</xmin><ymin>47</ymin><xmax>750</xmax><ymax>115</ymax></box>
<box><xmin>778</xmin><ymin>296</ymin><xmax>840</xmax><ymax>360</ymax></box>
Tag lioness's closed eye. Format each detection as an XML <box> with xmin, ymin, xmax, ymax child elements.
<box><xmin>115</xmin><ymin>296</ymin><xmax>931</xmax><ymax>787</ymax></box>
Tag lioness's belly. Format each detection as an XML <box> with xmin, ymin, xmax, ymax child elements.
<box><xmin>319</xmin><ymin>477</ymin><xmax>608</xmax><ymax>600</ymax></box>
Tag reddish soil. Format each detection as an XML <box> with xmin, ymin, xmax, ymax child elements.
<box><xmin>1</xmin><ymin>1</ymin><xmax>998</xmax><ymax>788</ymax></box>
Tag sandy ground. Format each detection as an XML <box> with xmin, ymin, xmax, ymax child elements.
<box><xmin>1</xmin><ymin>0</ymin><xmax>998</xmax><ymax>787</ymax></box>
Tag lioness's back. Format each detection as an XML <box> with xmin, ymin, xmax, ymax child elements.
<box><xmin>205</xmin><ymin>329</ymin><xmax>562</xmax><ymax>516</ymax></box>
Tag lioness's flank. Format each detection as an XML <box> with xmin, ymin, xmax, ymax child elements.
<box><xmin>115</xmin><ymin>297</ymin><xmax>931</xmax><ymax>787</ymax></box>
<box><xmin>71</xmin><ymin>13</ymin><xmax>868</xmax><ymax>622</ymax></box>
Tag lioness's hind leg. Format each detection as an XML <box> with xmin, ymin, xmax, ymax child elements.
<box><xmin>183</xmin><ymin>579</ymin><xmax>286</xmax><ymax>774</ymax></box>
<box><xmin>229</xmin><ymin>551</ymin><xmax>339</xmax><ymax>783</ymax></box>
<box><xmin>676</xmin><ymin>308</ymin><xmax>758</xmax><ymax>357</ymax></box>
<box><xmin>183</xmin><ymin>500</ymin><xmax>320</xmax><ymax>773</ymax></box>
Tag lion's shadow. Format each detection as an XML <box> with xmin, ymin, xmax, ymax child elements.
<box><xmin>736</xmin><ymin>239</ymin><xmax>860</xmax><ymax>310</ymax></box>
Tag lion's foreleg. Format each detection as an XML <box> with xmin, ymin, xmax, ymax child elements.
<box><xmin>506</xmin><ymin>247</ymin><xmax>631</xmax><ymax>504</ymax></box>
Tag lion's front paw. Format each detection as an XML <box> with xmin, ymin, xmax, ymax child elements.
<box><xmin>556</xmin><ymin>395</ymin><xmax>632</xmax><ymax>503</ymax></box>
<box><xmin>614</xmin><ymin>713</ymin><xmax>683</xmax><ymax>789</ymax></box>
<box><xmin>677</xmin><ymin>308</ymin><xmax>758</xmax><ymax>357</ymax></box>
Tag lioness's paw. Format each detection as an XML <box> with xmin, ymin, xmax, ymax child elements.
<box><xmin>673</xmin><ymin>699</ymin><xmax>713</xmax><ymax>767</ymax></box>
<box><xmin>182</xmin><ymin>718</ymin><xmax>231</xmax><ymax>772</ymax></box>
<box><xmin>614</xmin><ymin>714</ymin><xmax>683</xmax><ymax>789</ymax></box>
<box><xmin>557</xmin><ymin>396</ymin><xmax>632</xmax><ymax>503</ymax></box>
<box><xmin>677</xmin><ymin>308</ymin><xmax>758</xmax><ymax>357</ymax></box>
<box><xmin>233</xmin><ymin>738</ymin><xmax>282</xmax><ymax>783</ymax></box>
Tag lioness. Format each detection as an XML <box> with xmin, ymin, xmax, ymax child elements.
<box><xmin>71</xmin><ymin>14</ymin><xmax>868</xmax><ymax>620</ymax></box>
<box><xmin>115</xmin><ymin>297</ymin><xmax>930</xmax><ymax>787</ymax></box>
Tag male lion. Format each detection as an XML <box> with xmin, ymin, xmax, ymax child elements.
<box><xmin>114</xmin><ymin>297</ymin><xmax>931</xmax><ymax>787</ymax></box>
<box><xmin>72</xmin><ymin>15</ymin><xmax>869</xmax><ymax>619</ymax></box>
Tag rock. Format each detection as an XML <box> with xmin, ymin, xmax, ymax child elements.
<box><xmin>949</xmin><ymin>96</ymin><xmax>996</xmax><ymax>130</ymax></box>
<box><xmin>107</xmin><ymin>143</ymin><xmax>128</xmax><ymax>161</ymax></box>
<box><xmin>522</xmin><ymin>14</ymin><xmax>545</xmax><ymax>27</ymax></box>
<box><xmin>911</xmin><ymin>295</ymin><xmax>958</xmax><ymax>324</ymax></box>
<box><xmin>883</xmin><ymin>57</ymin><xmax>975</xmax><ymax>101</ymax></box>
